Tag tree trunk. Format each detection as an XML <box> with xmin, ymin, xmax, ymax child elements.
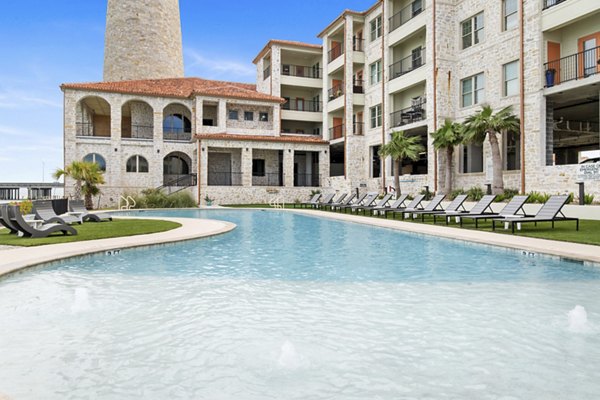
<box><xmin>445</xmin><ymin>147</ymin><xmax>454</xmax><ymax>195</ymax></box>
<box><xmin>394</xmin><ymin>158</ymin><xmax>401</xmax><ymax>196</ymax></box>
<box><xmin>74</xmin><ymin>179</ymin><xmax>82</xmax><ymax>200</ymax></box>
<box><xmin>487</xmin><ymin>131</ymin><xmax>504</xmax><ymax>195</ymax></box>
<box><xmin>84</xmin><ymin>194</ymin><xmax>94</xmax><ymax>210</ymax></box>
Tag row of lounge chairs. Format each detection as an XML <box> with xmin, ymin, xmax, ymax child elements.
<box><xmin>0</xmin><ymin>200</ymin><xmax>112</xmax><ymax>238</ymax></box>
<box><xmin>300</xmin><ymin>192</ymin><xmax>579</xmax><ymax>233</ymax></box>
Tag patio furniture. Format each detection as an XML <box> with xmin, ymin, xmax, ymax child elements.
<box><xmin>337</xmin><ymin>193</ymin><xmax>369</xmax><ymax>213</ymax></box>
<box><xmin>358</xmin><ymin>193</ymin><xmax>394</xmax><ymax>215</ymax></box>
<box><xmin>347</xmin><ymin>193</ymin><xmax>379</xmax><ymax>214</ymax></box>
<box><xmin>69</xmin><ymin>200</ymin><xmax>113</xmax><ymax>222</ymax></box>
<box><xmin>450</xmin><ymin>195</ymin><xmax>529</xmax><ymax>228</ymax></box>
<box><xmin>373</xmin><ymin>194</ymin><xmax>409</xmax><ymax>216</ymax></box>
<box><xmin>409</xmin><ymin>194</ymin><xmax>469</xmax><ymax>222</ymax></box>
<box><xmin>385</xmin><ymin>194</ymin><xmax>426</xmax><ymax>219</ymax></box>
<box><xmin>492</xmin><ymin>195</ymin><xmax>579</xmax><ymax>233</ymax></box>
<box><xmin>33</xmin><ymin>200</ymin><xmax>81</xmax><ymax>225</ymax></box>
<box><xmin>297</xmin><ymin>193</ymin><xmax>322</xmax><ymax>208</ymax></box>
<box><xmin>0</xmin><ymin>204</ymin><xmax>19</xmax><ymax>234</ymax></box>
<box><xmin>7</xmin><ymin>205</ymin><xmax>77</xmax><ymax>238</ymax></box>
<box><xmin>393</xmin><ymin>194</ymin><xmax>445</xmax><ymax>220</ymax></box>
<box><xmin>325</xmin><ymin>193</ymin><xmax>355</xmax><ymax>211</ymax></box>
<box><xmin>315</xmin><ymin>193</ymin><xmax>336</xmax><ymax>209</ymax></box>
<box><xmin>432</xmin><ymin>195</ymin><xmax>494</xmax><ymax>225</ymax></box>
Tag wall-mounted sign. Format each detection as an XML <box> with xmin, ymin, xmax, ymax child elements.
<box><xmin>576</xmin><ymin>163</ymin><xmax>600</xmax><ymax>182</ymax></box>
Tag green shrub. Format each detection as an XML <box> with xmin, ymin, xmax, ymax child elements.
<box><xmin>466</xmin><ymin>186</ymin><xmax>484</xmax><ymax>201</ymax></box>
<box><xmin>10</xmin><ymin>200</ymin><xmax>33</xmax><ymax>215</ymax></box>
<box><xmin>310</xmin><ymin>189</ymin><xmax>321</xmax><ymax>197</ymax></box>
<box><xmin>526</xmin><ymin>191</ymin><xmax>551</xmax><ymax>204</ymax></box>
<box><xmin>495</xmin><ymin>188</ymin><xmax>519</xmax><ymax>202</ymax></box>
<box><xmin>584</xmin><ymin>194</ymin><xmax>595</xmax><ymax>205</ymax></box>
<box><xmin>132</xmin><ymin>189</ymin><xmax>197</xmax><ymax>209</ymax></box>
<box><xmin>566</xmin><ymin>192</ymin><xmax>575</xmax><ymax>204</ymax></box>
<box><xmin>449</xmin><ymin>188</ymin><xmax>466</xmax><ymax>200</ymax></box>
<box><xmin>419</xmin><ymin>189</ymin><xmax>433</xmax><ymax>201</ymax></box>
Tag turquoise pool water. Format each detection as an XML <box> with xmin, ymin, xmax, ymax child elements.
<box><xmin>0</xmin><ymin>209</ymin><xmax>599</xmax><ymax>399</ymax></box>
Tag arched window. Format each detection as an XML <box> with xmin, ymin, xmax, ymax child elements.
<box><xmin>126</xmin><ymin>155</ymin><xmax>149</xmax><ymax>173</ymax></box>
<box><xmin>163</xmin><ymin>113</ymin><xmax>191</xmax><ymax>133</ymax></box>
<box><xmin>163</xmin><ymin>154</ymin><xmax>190</xmax><ymax>175</ymax></box>
<box><xmin>83</xmin><ymin>153</ymin><xmax>106</xmax><ymax>171</ymax></box>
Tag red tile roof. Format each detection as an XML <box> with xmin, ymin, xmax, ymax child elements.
<box><xmin>61</xmin><ymin>77</ymin><xmax>285</xmax><ymax>103</ymax></box>
<box><xmin>195</xmin><ymin>133</ymin><xmax>328</xmax><ymax>145</ymax></box>
<box><xmin>253</xmin><ymin>39</ymin><xmax>322</xmax><ymax>64</ymax></box>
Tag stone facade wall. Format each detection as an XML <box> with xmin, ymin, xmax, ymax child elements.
<box><xmin>103</xmin><ymin>0</ymin><xmax>184</xmax><ymax>81</ymax></box>
<box><xmin>226</xmin><ymin>103</ymin><xmax>274</xmax><ymax>131</ymax></box>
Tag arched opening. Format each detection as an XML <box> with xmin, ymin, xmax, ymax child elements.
<box><xmin>83</xmin><ymin>153</ymin><xmax>107</xmax><ymax>172</ymax></box>
<box><xmin>163</xmin><ymin>103</ymin><xmax>192</xmax><ymax>141</ymax></box>
<box><xmin>126</xmin><ymin>155</ymin><xmax>149</xmax><ymax>173</ymax></box>
<box><xmin>76</xmin><ymin>97</ymin><xmax>111</xmax><ymax>137</ymax></box>
<box><xmin>163</xmin><ymin>152</ymin><xmax>194</xmax><ymax>186</ymax></box>
<box><xmin>122</xmin><ymin>100</ymin><xmax>154</xmax><ymax>139</ymax></box>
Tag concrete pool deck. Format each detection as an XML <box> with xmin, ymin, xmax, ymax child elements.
<box><xmin>0</xmin><ymin>216</ymin><xmax>236</xmax><ymax>278</ymax></box>
<box><xmin>286</xmin><ymin>208</ymin><xmax>600</xmax><ymax>265</ymax></box>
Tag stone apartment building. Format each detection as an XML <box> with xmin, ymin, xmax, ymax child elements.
<box><xmin>62</xmin><ymin>0</ymin><xmax>600</xmax><ymax>206</ymax></box>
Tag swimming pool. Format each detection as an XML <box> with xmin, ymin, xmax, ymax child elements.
<box><xmin>1</xmin><ymin>209</ymin><xmax>599</xmax><ymax>399</ymax></box>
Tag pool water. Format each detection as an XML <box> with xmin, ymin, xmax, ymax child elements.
<box><xmin>1</xmin><ymin>209</ymin><xmax>599</xmax><ymax>399</ymax></box>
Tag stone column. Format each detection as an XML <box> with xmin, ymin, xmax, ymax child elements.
<box><xmin>194</xmin><ymin>97</ymin><xmax>203</xmax><ymax>134</ymax></box>
<box><xmin>241</xmin><ymin>147</ymin><xmax>253</xmax><ymax>187</ymax></box>
<box><xmin>283</xmin><ymin>148</ymin><xmax>295</xmax><ymax>187</ymax></box>
<box><xmin>320</xmin><ymin>149</ymin><xmax>330</xmax><ymax>186</ymax></box>
<box><xmin>218</xmin><ymin>99</ymin><xmax>227</xmax><ymax>131</ymax></box>
<box><xmin>110</xmin><ymin>101</ymin><xmax>122</xmax><ymax>187</ymax></box>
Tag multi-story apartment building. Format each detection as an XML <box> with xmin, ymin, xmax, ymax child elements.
<box><xmin>63</xmin><ymin>0</ymin><xmax>599</xmax><ymax>206</ymax></box>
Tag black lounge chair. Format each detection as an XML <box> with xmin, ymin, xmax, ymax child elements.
<box><xmin>322</xmin><ymin>193</ymin><xmax>347</xmax><ymax>210</ymax></box>
<box><xmin>315</xmin><ymin>193</ymin><xmax>336</xmax><ymax>209</ymax></box>
<box><xmin>408</xmin><ymin>194</ymin><xmax>469</xmax><ymax>222</ymax></box>
<box><xmin>359</xmin><ymin>193</ymin><xmax>394</xmax><ymax>215</ymax></box>
<box><xmin>69</xmin><ymin>200</ymin><xmax>112</xmax><ymax>222</ymax></box>
<box><xmin>394</xmin><ymin>194</ymin><xmax>446</xmax><ymax>220</ymax></box>
<box><xmin>325</xmin><ymin>193</ymin><xmax>355</xmax><ymax>211</ymax></box>
<box><xmin>8</xmin><ymin>205</ymin><xmax>77</xmax><ymax>238</ymax></box>
<box><xmin>385</xmin><ymin>194</ymin><xmax>425</xmax><ymax>219</ymax></box>
<box><xmin>373</xmin><ymin>194</ymin><xmax>409</xmax><ymax>216</ymax></box>
<box><xmin>337</xmin><ymin>193</ymin><xmax>368</xmax><ymax>212</ymax></box>
<box><xmin>0</xmin><ymin>204</ymin><xmax>19</xmax><ymax>234</ymax></box>
<box><xmin>432</xmin><ymin>194</ymin><xmax>494</xmax><ymax>225</ymax></box>
<box><xmin>492</xmin><ymin>195</ymin><xmax>579</xmax><ymax>233</ymax></box>
<box><xmin>348</xmin><ymin>193</ymin><xmax>379</xmax><ymax>214</ymax></box>
<box><xmin>33</xmin><ymin>200</ymin><xmax>81</xmax><ymax>225</ymax></box>
<box><xmin>296</xmin><ymin>193</ymin><xmax>322</xmax><ymax>208</ymax></box>
<box><xmin>453</xmin><ymin>195</ymin><xmax>529</xmax><ymax>228</ymax></box>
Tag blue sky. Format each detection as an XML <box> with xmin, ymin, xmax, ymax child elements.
<box><xmin>0</xmin><ymin>0</ymin><xmax>375</xmax><ymax>183</ymax></box>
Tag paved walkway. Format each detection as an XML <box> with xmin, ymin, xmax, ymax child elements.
<box><xmin>286</xmin><ymin>208</ymin><xmax>600</xmax><ymax>264</ymax></box>
<box><xmin>0</xmin><ymin>217</ymin><xmax>236</xmax><ymax>278</ymax></box>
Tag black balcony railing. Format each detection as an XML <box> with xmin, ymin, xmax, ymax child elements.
<box><xmin>163</xmin><ymin>174</ymin><xmax>197</xmax><ymax>187</ymax></box>
<box><xmin>328</xmin><ymin>83</ymin><xmax>344</xmax><ymax>101</ymax></box>
<box><xmin>328</xmin><ymin>43</ymin><xmax>344</xmax><ymax>63</ymax></box>
<box><xmin>353</xmin><ymin>122</ymin><xmax>364</xmax><ymax>135</ymax></box>
<box><xmin>389</xmin><ymin>0</ymin><xmax>424</xmax><ymax>32</ymax></box>
<box><xmin>390</xmin><ymin>99</ymin><xmax>427</xmax><ymax>128</ymax></box>
<box><xmin>252</xmin><ymin>173</ymin><xmax>283</xmax><ymax>187</ymax></box>
<box><xmin>130</xmin><ymin>124</ymin><xmax>153</xmax><ymax>139</ymax></box>
<box><xmin>282</xmin><ymin>99</ymin><xmax>322</xmax><ymax>112</ymax></box>
<box><xmin>281</xmin><ymin>64</ymin><xmax>322</xmax><ymax>79</ymax></box>
<box><xmin>389</xmin><ymin>48</ymin><xmax>426</xmax><ymax>80</ymax></box>
<box><xmin>330</xmin><ymin>124</ymin><xmax>344</xmax><ymax>140</ymax></box>
<box><xmin>353</xmin><ymin>79</ymin><xmax>364</xmax><ymax>94</ymax></box>
<box><xmin>163</xmin><ymin>129</ymin><xmax>192</xmax><ymax>141</ymax></box>
<box><xmin>544</xmin><ymin>45</ymin><xmax>600</xmax><ymax>87</ymax></box>
<box><xmin>263</xmin><ymin>65</ymin><xmax>271</xmax><ymax>80</ymax></box>
<box><xmin>543</xmin><ymin>0</ymin><xmax>568</xmax><ymax>10</ymax></box>
<box><xmin>294</xmin><ymin>173</ymin><xmax>320</xmax><ymax>187</ymax></box>
<box><xmin>76</xmin><ymin>122</ymin><xmax>110</xmax><ymax>137</ymax></box>
<box><xmin>353</xmin><ymin>38</ymin><xmax>365</xmax><ymax>52</ymax></box>
<box><xmin>208</xmin><ymin>172</ymin><xmax>243</xmax><ymax>186</ymax></box>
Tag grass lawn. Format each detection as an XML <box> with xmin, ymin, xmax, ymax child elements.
<box><xmin>0</xmin><ymin>219</ymin><xmax>181</xmax><ymax>247</ymax></box>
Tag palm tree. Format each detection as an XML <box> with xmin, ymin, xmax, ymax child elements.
<box><xmin>54</xmin><ymin>161</ymin><xmax>105</xmax><ymax>209</ymax></box>
<box><xmin>463</xmin><ymin>105</ymin><xmax>520</xmax><ymax>195</ymax></box>
<box><xmin>432</xmin><ymin>120</ymin><xmax>465</xmax><ymax>195</ymax></box>
<box><xmin>379</xmin><ymin>130</ymin><xmax>425</xmax><ymax>196</ymax></box>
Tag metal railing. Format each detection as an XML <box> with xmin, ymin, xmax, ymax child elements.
<box><xmin>263</xmin><ymin>65</ymin><xmax>271</xmax><ymax>80</ymax></box>
<box><xmin>389</xmin><ymin>0</ymin><xmax>424</xmax><ymax>32</ymax></box>
<box><xmin>282</xmin><ymin>99</ymin><xmax>322</xmax><ymax>112</ymax></box>
<box><xmin>353</xmin><ymin>79</ymin><xmax>364</xmax><ymax>94</ymax></box>
<box><xmin>353</xmin><ymin>122</ymin><xmax>364</xmax><ymax>135</ymax></box>
<box><xmin>162</xmin><ymin>174</ymin><xmax>197</xmax><ymax>188</ymax></box>
<box><xmin>252</xmin><ymin>173</ymin><xmax>283</xmax><ymax>187</ymax></box>
<box><xmin>390</xmin><ymin>99</ymin><xmax>427</xmax><ymax>127</ymax></box>
<box><xmin>389</xmin><ymin>48</ymin><xmax>426</xmax><ymax>80</ymax></box>
<box><xmin>544</xmin><ymin>45</ymin><xmax>600</xmax><ymax>87</ymax></box>
<box><xmin>330</xmin><ymin>124</ymin><xmax>344</xmax><ymax>140</ymax></box>
<box><xmin>163</xmin><ymin>129</ymin><xmax>192</xmax><ymax>141</ymax></box>
<box><xmin>281</xmin><ymin>64</ymin><xmax>322</xmax><ymax>79</ymax></box>
<box><xmin>543</xmin><ymin>0</ymin><xmax>568</xmax><ymax>10</ymax></box>
<box><xmin>328</xmin><ymin>83</ymin><xmax>344</xmax><ymax>101</ymax></box>
<box><xmin>129</xmin><ymin>124</ymin><xmax>153</xmax><ymax>139</ymax></box>
<box><xmin>208</xmin><ymin>172</ymin><xmax>243</xmax><ymax>186</ymax></box>
<box><xmin>294</xmin><ymin>173</ymin><xmax>320</xmax><ymax>187</ymax></box>
<box><xmin>76</xmin><ymin>122</ymin><xmax>110</xmax><ymax>137</ymax></box>
<box><xmin>328</xmin><ymin>43</ymin><xmax>344</xmax><ymax>63</ymax></box>
<box><xmin>353</xmin><ymin>38</ymin><xmax>365</xmax><ymax>52</ymax></box>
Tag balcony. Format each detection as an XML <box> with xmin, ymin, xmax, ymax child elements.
<box><xmin>328</xmin><ymin>44</ymin><xmax>344</xmax><ymax>63</ymax></box>
<box><xmin>390</xmin><ymin>98</ymin><xmax>427</xmax><ymax>128</ymax></box>
<box><xmin>328</xmin><ymin>83</ymin><xmax>344</xmax><ymax>101</ymax></box>
<box><xmin>390</xmin><ymin>48</ymin><xmax>426</xmax><ymax>80</ymax></box>
<box><xmin>544</xmin><ymin>46</ymin><xmax>600</xmax><ymax>87</ymax></box>
<box><xmin>352</xmin><ymin>80</ymin><xmax>364</xmax><ymax>94</ymax></box>
<box><xmin>263</xmin><ymin>65</ymin><xmax>271</xmax><ymax>80</ymax></box>
<box><xmin>353</xmin><ymin>122</ymin><xmax>364</xmax><ymax>135</ymax></box>
<box><xmin>353</xmin><ymin>39</ymin><xmax>365</xmax><ymax>52</ymax></box>
<box><xmin>252</xmin><ymin>173</ymin><xmax>282</xmax><ymax>187</ymax></box>
<box><xmin>208</xmin><ymin>172</ymin><xmax>243</xmax><ymax>186</ymax></box>
<box><xmin>294</xmin><ymin>173</ymin><xmax>320</xmax><ymax>187</ymax></box>
<box><xmin>125</xmin><ymin>124</ymin><xmax>153</xmax><ymax>140</ymax></box>
<box><xmin>282</xmin><ymin>64</ymin><xmax>322</xmax><ymax>79</ymax></box>
<box><xmin>543</xmin><ymin>0</ymin><xmax>568</xmax><ymax>10</ymax></box>
<box><xmin>330</xmin><ymin>124</ymin><xmax>344</xmax><ymax>140</ymax></box>
<box><xmin>163</xmin><ymin>128</ymin><xmax>192</xmax><ymax>142</ymax></box>
<box><xmin>282</xmin><ymin>99</ymin><xmax>322</xmax><ymax>112</ymax></box>
<box><xmin>389</xmin><ymin>0</ymin><xmax>424</xmax><ymax>32</ymax></box>
<box><xmin>76</xmin><ymin>122</ymin><xmax>110</xmax><ymax>138</ymax></box>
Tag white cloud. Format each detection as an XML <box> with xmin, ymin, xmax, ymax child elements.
<box><xmin>185</xmin><ymin>48</ymin><xmax>255</xmax><ymax>81</ymax></box>
<box><xmin>0</xmin><ymin>89</ymin><xmax>61</xmax><ymax>110</ymax></box>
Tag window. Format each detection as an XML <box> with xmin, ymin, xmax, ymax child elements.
<box><xmin>252</xmin><ymin>159</ymin><xmax>265</xmax><ymax>176</ymax></box>
<box><xmin>461</xmin><ymin>144</ymin><xmax>484</xmax><ymax>173</ymax></box>
<box><xmin>163</xmin><ymin>113</ymin><xmax>191</xmax><ymax>133</ymax></box>
<box><xmin>461</xmin><ymin>12</ymin><xmax>484</xmax><ymax>49</ymax></box>
<box><xmin>244</xmin><ymin>111</ymin><xmax>254</xmax><ymax>121</ymax></box>
<box><xmin>228</xmin><ymin>110</ymin><xmax>238</xmax><ymax>120</ymax></box>
<box><xmin>503</xmin><ymin>61</ymin><xmax>519</xmax><ymax>97</ymax></box>
<box><xmin>504</xmin><ymin>131</ymin><xmax>520</xmax><ymax>171</ymax></box>
<box><xmin>126</xmin><ymin>155</ymin><xmax>149</xmax><ymax>173</ymax></box>
<box><xmin>82</xmin><ymin>153</ymin><xmax>106</xmax><ymax>171</ymax></box>
<box><xmin>461</xmin><ymin>73</ymin><xmax>485</xmax><ymax>107</ymax></box>
<box><xmin>371</xmin><ymin>145</ymin><xmax>381</xmax><ymax>178</ymax></box>
<box><xmin>370</xmin><ymin>15</ymin><xmax>382</xmax><ymax>41</ymax></box>
<box><xmin>259</xmin><ymin>112</ymin><xmax>269</xmax><ymax>122</ymax></box>
<box><xmin>370</xmin><ymin>104</ymin><xmax>382</xmax><ymax>128</ymax></box>
<box><xmin>370</xmin><ymin>60</ymin><xmax>382</xmax><ymax>84</ymax></box>
<box><xmin>503</xmin><ymin>0</ymin><xmax>518</xmax><ymax>31</ymax></box>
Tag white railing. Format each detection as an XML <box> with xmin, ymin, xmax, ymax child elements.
<box><xmin>269</xmin><ymin>196</ymin><xmax>285</xmax><ymax>209</ymax></box>
<box><xmin>119</xmin><ymin>195</ymin><xmax>136</xmax><ymax>210</ymax></box>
